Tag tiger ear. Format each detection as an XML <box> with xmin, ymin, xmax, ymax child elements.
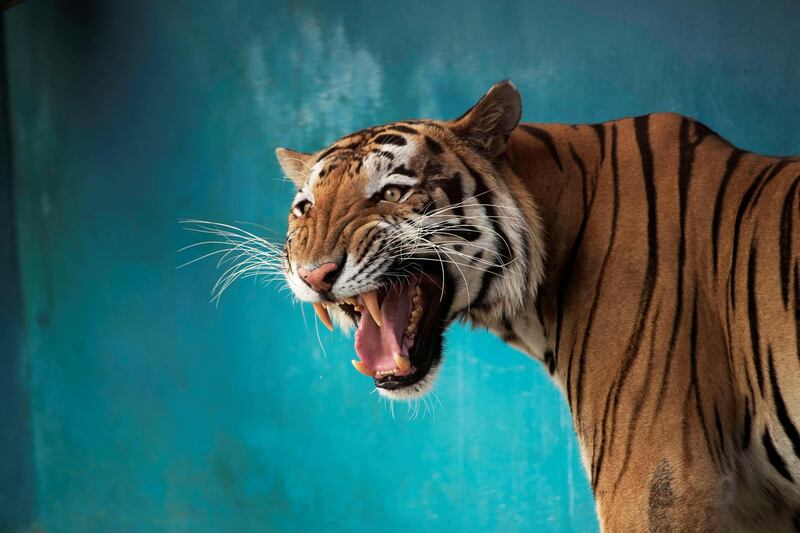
<box><xmin>275</xmin><ymin>147</ymin><xmax>314</xmax><ymax>188</ymax></box>
<box><xmin>450</xmin><ymin>80</ymin><xmax>522</xmax><ymax>158</ymax></box>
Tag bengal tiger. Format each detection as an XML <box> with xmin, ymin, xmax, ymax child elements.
<box><xmin>269</xmin><ymin>81</ymin><xmax>800</xmax><ymax>531</ymax></box>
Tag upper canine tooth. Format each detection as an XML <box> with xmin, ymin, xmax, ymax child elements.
<box><xmin>351</xmin><ymin>360</ymin><xmax>375</xmax><ymax>377</ymax></box>
<box><xmin>363</xmin><ymin>290</ymin><xmax>382</xmax><ymax>326</ymax></box>
<box><xmin>313</xmin><ymin>302</ymin><xmax>334</xmax><ymax>331</ymax></box>
<box><xmin>394</xmin><ymin>354</ymin><xmax>411</xmax><ymax>372</ymax></box>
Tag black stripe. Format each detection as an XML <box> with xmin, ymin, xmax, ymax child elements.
<box><xmin>768</xmin><ymin>346</ymin><xmax>800</xmax><ymax>460</ymax></box>
<box><xmin>390</xmin><ymin>164</ymin><xmax>415</xmax><ymax>177</ymax></box>
<box><xmin>592</xmin><ymin>386</ymin><xmax>615</xmax><ymax>490</ymax></box>
<box><xmin>742</xmin><ymin>401</ymin><xmax>752</xmax><ymax>449</ymax></box>
<box><xmin>747</xmin><ymin>242</ymin><xmax>765</xmax><ymax>395</ymax></box>
<box><xmin>780</xmin><ymin>176</ymin><xmax>800</xmax><ymax>307</ymax></box>
<box><xmin>607</xmin><ymin>115</ymin><xmax>659</xmax><ymax>480</ymax></box>
<box><xmin>795</xmin><ymin>263</ymin><xmax>800</xmax><ymax>363</ymax></box>
<box><xmin>555</xmin><ymin>145</ymin><xmax>592</xmax><ymax>368</ymax></box>
<box><xmin>613</xmin><ymin>305</ymin><xmax>663</xmax><ymax>484</ymax></box>
<box><xmin>373</xmin><ymin>134</ymin><xmax>407</xmax><ymax>146</ymax></box>
<box><xmin>655</xmin><ymin>119</ymin><xmax>697</xmax><ymax>413</ymax></box>
<box><xmin>352</xmin><ymin>224</ymin><xmax>379</xmax><ymax>262</ymax></box>
<box><xmin>749</xmin><ymin>159</ymin><xmax>789</xmax><ymax>214</ymax></box>
<box><xmin>711</xmin><ymin>150</ymin><xmax>744</xmax><ymax>275</ymax></box>
<box><xmin>519</xmin><ymin>125</ymin><xmax>564</xmax><ymax>171</ymax></box>
<box><xmin>424</xmin><ymin>136</ymin><xmax>443</xmax><ymax>155</ymax></box>
<box><xmin>575</xmin><ymin>125</ymin><xmax>620</xmax><ymax>421</ymax></box>
<box><xmin>714</xmin><ymin>406</ymin><xmax>728</xmax><ymax>466</ymax></box>
<box><xmin>389</xmin><ymin>124</ymin><xmax>418</xmax><ymax>134</ymax></box>
<box><xmin>316</xmin><ymin>145</ymin><xmax>338</xmax><ymax>162</ymax></box>
<box><xmin>315</xmin><ymin>140</ymin><xmax>362</xmax><ymax>163</ymax></box>
<box><xmin>730</xmin><ymin>162</ymin><xmax>776</xmax><ymax>307</ymax></box>
<box><xmin>449</xmin><ymin>224</ymin><xmax>481</xmax><ymax>242</ymax></box>
<box><xmin>326</xmin><ymin>210</ymin><xmax>363</xmax><ymax>252</ymax></box>
<box><xmin>458</xmin><ymin>158</ymin><xmax>513</xmax><ymax>310</ymax></box>
<box><xmin>763</xmin><ymin>429</ymin><xmax>794</xmax><ymax>482</ymax></box>
<box><xmin>565</xmin><ymin>334</ymin><xmax>579</xmax><ymax>408</ymax></box>
<box><xmin>543</xmin><ymin>350</ymin><xmax>556</xmax><ymax>375</ymax></box>
<box><xmin>688</xmin><ymin>293</ymin><xmax>717</xmax><ymax>463</ymax></box>
<box><xmin>571</xmin><ymin>143</ymin><xmax>589</xmax><ymax>210</ymax></box>
<box><xmin>560</xmin><ymin>144</ymin><xmax>598</xmax><ymax>408</ymax></box>
<box><xmin>590</xmin><ymin>123</ymin><xmax>606</xmax><ymax>164</ymax></box>
<box><xmin>433</xmin><ymin>172</ymin><xmax>465</xmax><ymax>216</ymax></box>
<box><xmin>373</xmin><ymin>150</ymin><xmax>395</xmax><ymax>161</ymax></box>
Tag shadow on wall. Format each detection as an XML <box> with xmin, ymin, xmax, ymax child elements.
<box><xmin>0</xmin><ymin>21</ymin><xmax>36</xmax><ymax>533</ymax></box>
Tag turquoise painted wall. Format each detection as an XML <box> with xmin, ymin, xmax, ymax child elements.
<box><xmin>4</xmin><ymin>1</ymin><xmax>800</xmax><ymax>531</ymax></box>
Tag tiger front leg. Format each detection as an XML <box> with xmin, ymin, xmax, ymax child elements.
<box><xmin>593</xmin><ymin>451</ymin><xmax>733</xmax><ymax>532</ymax></box>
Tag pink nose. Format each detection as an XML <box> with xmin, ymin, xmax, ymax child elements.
<box><xmin>297</xmin><ymin>262</ymin><xmax>339</xmax><ymax>292</ymax></box>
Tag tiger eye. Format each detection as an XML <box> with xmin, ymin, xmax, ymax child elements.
<box><xmin>382</xmin><ymin>186</ymin><xmax>403</xmax><ymax>203</ymax></box>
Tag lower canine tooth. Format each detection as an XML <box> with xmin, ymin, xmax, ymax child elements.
<box><xmin>313</xmin><ymin>302</ymin><xmax>334</xmax><ymax>331</ymax></box>
<box><xmin>351</xmin><ymin>360</ymin><xmax>375</xmax><ymax>377</ymax></box>
<box><xmin>394</xmin><ymin>354</ymin><xmax>411</xmax><ymax>372</ymax></box>
<box><xmin>363</xmin><ymin>290</ymin><xmax>382</xmax><ymax>326</ymax></box>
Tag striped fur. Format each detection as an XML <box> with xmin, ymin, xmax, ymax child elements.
<box><xmin>279</xmin><ymin>82</ymin><xmax>800</xmax><ymax>530</ymax></box>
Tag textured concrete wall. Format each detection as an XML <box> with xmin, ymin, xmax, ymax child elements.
<box><xmin>0</xmin><ymin>21</ymin><xmax>35</xmax><ymax>533</ymax></box>
<box><xmin>4</xmin><ymin>0</ymin><xmax>800</xmax><ymax>531</ymax></box>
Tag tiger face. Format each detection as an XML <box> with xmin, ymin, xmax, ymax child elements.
<box><xmin>278</xmin><ymin>81</ymin><xmax>544</xmax><ymax>399</ymax></box>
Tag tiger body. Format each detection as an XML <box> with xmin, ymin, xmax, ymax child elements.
<box><xmin>506</xmin><ymin>113</ymin><xmax>800</xmax><ymax>531</ymax></box>
<box><xmin>271</xmin><ymin>83</ymin><xmax>800</xmax><ymax>531</ymax></box>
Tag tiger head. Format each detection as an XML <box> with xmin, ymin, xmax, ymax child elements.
<box><xmin>277</xmin><ymin>81</ymin><xmax>545</xmax><ymax>399</ymax></box>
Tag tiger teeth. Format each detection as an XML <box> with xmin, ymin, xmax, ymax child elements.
<box><xmin>394</xmin><ymin>354</ymin><xmax>411</xmax><ymax>372</ymax></box>
<box><xmin>351</xmin><ymin>360</ymin><xmax>375</xmax><ymax>377</ymax></box>
<box><xmin>362</xmin><ymin>289</ymin><xmax>382</xmax><ymax>326</ymax></box>
<box><xmin>322</xmin><ymin>284</ymin><xmax>422</xmax><ymax>337</ymax></box>
<box><xmin>404</xmin><ymin>294</ymin><xmax>424</xmax><ymax>336</ymax></box>
<box><xmin>313</xmin><ymin>302</ymin><xmax>334</xmax><ymax>331</ymax></box>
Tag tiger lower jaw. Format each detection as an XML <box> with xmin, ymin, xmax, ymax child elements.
<box><xmin>311</xmin><ymin>275</ymin><xmax>448</xmax><ymax>398</ymax></box>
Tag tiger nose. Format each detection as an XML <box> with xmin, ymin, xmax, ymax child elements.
<box><xmin>297</xmin><ymin>262</ymin><xmax>340</xmax><ymax>293</ymax></box>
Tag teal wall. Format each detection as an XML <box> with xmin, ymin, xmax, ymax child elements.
<box><xmin>4</xmin><ymin>1</ymin><xmax>800</xmax><ymax>531</ymax></box>
<box><xmin>0</xmin><ymin>21</ymin><xmax>35</xmax><ymax>533</ymax></box>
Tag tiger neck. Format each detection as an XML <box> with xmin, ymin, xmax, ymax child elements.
<box><xmin>499</xmin><ymin>122</ymin><xmax>608</xmax><ymax>377</ymax></box>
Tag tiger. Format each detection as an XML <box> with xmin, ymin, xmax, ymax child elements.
<box><xmin>272</xmin><ymin>81</ymin><xmax>800</xmax><ymax>531</ymax></box>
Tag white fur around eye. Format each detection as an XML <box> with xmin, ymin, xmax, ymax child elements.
<box><xmin>293</xmin><ymin>200</ymin><xmax>312</xmax><ymax>217</ymax></box>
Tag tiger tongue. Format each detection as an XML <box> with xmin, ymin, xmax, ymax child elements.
<box><xmin>353</xmin><ymin>284</ymin><xmax>413</xmax><ymax>373</ymax></box>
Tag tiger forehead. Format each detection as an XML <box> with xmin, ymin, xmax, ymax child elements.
<box><xmin>311</xmin><ymin>122</ymin><xmax>448</xmax><ymax>184</ymax></box>
<box><xmin>310</xmin><ymin>128</ymin><xmax>409</xmax><ymax>181</ymax></box>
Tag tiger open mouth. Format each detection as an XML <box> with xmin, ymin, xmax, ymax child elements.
<box><xmin>313</xmin><ymin>275</ymin><xmax>447</xmax><ymax>392</ymax></box>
